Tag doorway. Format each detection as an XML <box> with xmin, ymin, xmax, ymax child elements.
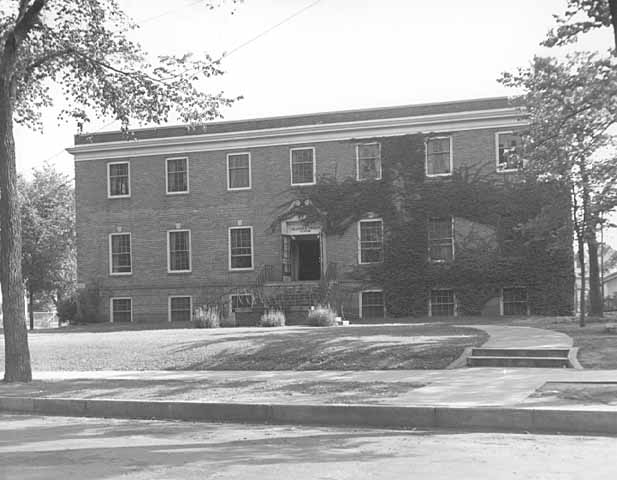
<box><xmin>295</xmin><ymin>236</ymin><xmax>321</xmax><ymax>281</ymax></box>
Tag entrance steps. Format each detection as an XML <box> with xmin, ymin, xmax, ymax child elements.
<box><xmin>466</xmin><ymin>348</ymin><xmax>572</xmax><ymax>368</ymax></box>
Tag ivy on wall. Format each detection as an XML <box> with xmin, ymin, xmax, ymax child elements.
<box><xmin>274</xmin><ymin>134</ymin><xmax>574</xmax><ymax>317</ymax></box>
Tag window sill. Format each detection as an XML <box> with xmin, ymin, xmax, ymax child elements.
<box><xmin>167</xmin><ymin>270</ymin><xmax>192</xmax><ymax>274</ymax></box>
<box><xmin>108</xmin><ymin>195</ymin><xmax>131</xmax><ymax>199</ymax></box>
<box><xmin>110</xmin><ymin>272</ymin><xmax>132</xmax><ymax>276</ymax></box>
<box><xmin>166</xmin><ymin>191</ymin><xmax>190</xmax><ymax>196</ymax></box>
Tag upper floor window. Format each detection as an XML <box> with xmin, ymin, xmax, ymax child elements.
<box><xmin>108</xmin><ymin>161</ymin><xmax>130</xmax><ymax>198</ymax></box>
<box><xmin>426</xmin><ymin>137</ymin><xmax>452</xmax><ymax>177</ymax></box>
<box><xmin>166</xmin><ymin>157</ymin><xmax>189</xmax><ymax>194</ymax></box>
<box><xmin>229</xmin><ymin>226</ymin><xmax>254</xmax><ymax>270</ymax></box>
<box><xmin>356</xmin><ymin>143</ymin><xmax>382</xmax><ymax>180</ymax></box>
<box><xmin>227</xmin><ymin>153</ymin><xmax>251</xmax><ymax>190</ymax></box>
<box><xmin>290</xmin><ymin>147</ymin><xmax>316</xmax><ymax>185</ymax></box>
<box><xmin>428</xmin><ymin>217</ymin><xmax>454</xmax><ymax>262</ymax></box>
<box><xmin>109</xmin><ymin>232</ymin><xmax>132</xmax><ymax>275</ymax></box>
<box><xmin>167</xmin><ymin>230</ymin><xmax>191</xmax><ymax>273</ymax></box>
<box><xmin>496</xmin><ymin>132</ymin><xmax>522</xmax><ymax>172</ymax></box>
<box><xmin>358</xmin><ymin>219</ymin><xmax>383</xmax><ymax>264</ymax></box>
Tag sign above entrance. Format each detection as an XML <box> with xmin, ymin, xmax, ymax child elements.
<box><xmin>282</xmin><ymin>220</ymin><xmax>322</xmax><ymax>236</ymax></box>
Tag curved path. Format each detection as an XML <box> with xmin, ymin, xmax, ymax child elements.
<box><xmin>463</xmin><ymin>324</ymin><xmax>573</xmax><ymax>349</ymax></box>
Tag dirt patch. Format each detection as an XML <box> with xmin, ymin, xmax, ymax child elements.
<box><xmin>280</xmin><ymin>380</ymin><xmax>426</xmax><ymax>403</ymax></box>
<box><xmin>530</xmin><ymin>382</ymin><xmax>617</xmax><ymax>405</ymax></box>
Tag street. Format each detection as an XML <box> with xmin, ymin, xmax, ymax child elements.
<box><xmin>0</xmin><ymin>414</ymin><xmax>615</xmax><ymax>479</ymax></box>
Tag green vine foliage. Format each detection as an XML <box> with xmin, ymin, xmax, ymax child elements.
<box><xmin>274</xmin><ymin>134</ymin><xmax>574</xmax><ymax>317</ymax></box>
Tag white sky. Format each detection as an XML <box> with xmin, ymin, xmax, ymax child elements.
<box><xmin>13</xmin><ymin>0</ymin><xmax>615</xmax><ymax>239</ymax></box>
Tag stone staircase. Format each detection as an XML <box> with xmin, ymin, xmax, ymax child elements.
<box><xmin>466</xmin><ymin>348</ymin><xmax>572</xmax><ymax>368</ymax></box>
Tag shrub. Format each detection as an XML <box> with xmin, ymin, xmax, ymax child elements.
<box><xmin>56</xmin><ymin>296</ymin><xmax>77</xmax><ymax>323</ymax></box>
<box><xmin>308</xmin><ymin>304</ymin><xmax>338</xmax><ymax>327</ymax></box>
<box><xmin>259</xmin><ymin>308</ymin><xmax>286</xmax><ymax>327</ymax></box>
<box><xmin>192</xmin><ymin>305</ymin><xmax>220</xmax><ymax>328</ymax></box>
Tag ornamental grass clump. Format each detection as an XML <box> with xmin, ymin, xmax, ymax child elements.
<box><xmin>192</xmin><ymin>305</ymin><xmax>220</xmax><ymax>328</ymax></box>
<box><xmin>259</xmin><ymin>309</ymin><xmax>286</xmax><ymax>327</ymax></box>
<box><xmin>308</xmin><ymin>304</ymin><xmax>338</xmax><ymax>327</ymax></box>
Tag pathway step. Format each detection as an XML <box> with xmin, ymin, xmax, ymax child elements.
<box><xmin>471</xmin><ymin>348</ymin><xmax>570</xmax><ymax>358</ymax></box>
<box><xmin>467</xmin><ymin>356</ymin><xmax>571</xmax><ymax>368</ymax></box>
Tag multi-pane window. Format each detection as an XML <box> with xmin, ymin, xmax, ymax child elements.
<box><xmin>428</xmin><ymin>217</ymin><xmax>454</xmax><ymax>262</ymax></box>
<box><xmin>426</xmin><ymin>137</ymin><xmax>452</xmax><ymax>176</ymax></box>
<box><xmin>108</xmin><ymin>162</ymin><xmax>130</xmax><ymax>197</ymax></box>
<box><xmin>227</xmin><ymin>153</ymin><xmax>251</xmax><ymax>190</ymax></box>
<box><xmin>166</xmin><ymin>157</ymin><xmax>188</xmax><ymax>193</ymax></box>
<box><xmin>168</xmin><ymin>230</ymin><xmax>191</xmax><ymax>272</ymax></box>
<box><xmin>357</xmin><ymin>143</ymin><xmax>382</xmax><ymax>180</ymax></box>
<box><xmin>430</xmin><ymin>289</ymin><xmax>455</xmax><ymax>316</ymax></box>
<box><xmin>229</xmin><ymin>227</ymin><xmax>253</xmax><ymax>270</ymax></box>
<box><xmin>231</xmin><ymin>293</ymin><xmax>253</xmax><ymax>312</ymax></box>
<box><xmin>361</xmin><ymin>290</ymin><xmax>385</xmax><ymax>319</ymax></box>
<box><xmin>502</xmin><ymin>287</ymin><xmax>528</xmax><ymax>315</ymax></box>
<box><xmin>169</xmin><ymin>296</ymin><xmax>192</xmax><ymax>322</ymax></box>
<box><xmin>359</xmin><ymin>219</ymin><xmax>383</xmax><ymax>264</ymax></box>
<box><xmin>496</xmin><ymin>132</ymin><xmax>522</xmax><ymax>171</ymax></box>
<box><xmin>111</xmin><ymin>298</ymin><xmax>132</xmax><ymax>323</ymax></box>
<box><xmin>109</xmin><ymin>233</ymin><xmax>131</xmax><ymax>274</ymax></box>
<box><xmin>290</xmin><ymin>147</ymin><xmax>315</xmax><ymax>185</ymax></box>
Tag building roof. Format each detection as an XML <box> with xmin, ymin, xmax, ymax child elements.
<box><xmin>74</xmin><ymin>96</ymin><xmax>522</xmax><ymax>146</ymax></box>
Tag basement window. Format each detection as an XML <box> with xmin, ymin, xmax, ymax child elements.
<box><xmin>502</xmin><ymin>287</ymin><xmax>528</xmax><ymax>315</ymax></box>
<box><xmin>430</xmin><ymin>289</ymin><xmax>455</xmax><ymax>316</ymax></box>
<box><xmin>361</xmin><ymin>290</ymin><xmax>385</xmax><ymax>319</ymax></box>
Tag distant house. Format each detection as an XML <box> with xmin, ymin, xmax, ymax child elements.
<box><xmin>67</xmin><ymin>97</ymin><xmax>574</xmax><ymax>324</ymax></box>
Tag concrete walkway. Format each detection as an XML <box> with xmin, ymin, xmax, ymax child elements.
<box><xmin>466</xmin><ymin>324</ymin><xmax>573</xmax><ymax>349</ymax></box>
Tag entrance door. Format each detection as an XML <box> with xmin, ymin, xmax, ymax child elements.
<box><xmin>296</xmin><ymin>236</ymin><xmax>321</xmax><ymax>280</ymax></box>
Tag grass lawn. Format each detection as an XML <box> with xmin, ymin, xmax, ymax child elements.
<box><xmin>0</xmin><ymin>323</ymin><xmax>487</xmax><ymax>371</ymax></box>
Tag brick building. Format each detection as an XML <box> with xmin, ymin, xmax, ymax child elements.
<box><xmin>68</xmin><ymin>97</ymin><xmax>573</xmax><ymax>324</ymax></box>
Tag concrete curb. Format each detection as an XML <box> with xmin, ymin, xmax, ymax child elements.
<box><xmin>569</xmin><ymin>347</ymin><xmax>583</xmax><ymax>370</ymax></box>
<box><xmin>1</xmin><ymin>396</ymin><xmax>616</xmax><ymax>436</ymax></box>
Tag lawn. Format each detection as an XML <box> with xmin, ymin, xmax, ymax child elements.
<box><xmin>0</xmin><ymin>323</ymin><xmax>488</xmax><ymax>371</ymax></box>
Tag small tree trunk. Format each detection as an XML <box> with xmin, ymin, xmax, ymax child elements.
<box><xmin>587</xmin><ymin>234</ymin><xmax>603</xmax><ymax>317</ymax></box>
<box><xmin>610</xmin><ymin>0</ymin><xmax>617</xmax><ymax>53</ymax></box>
<box><xmin>28</xmin><ymin>285</ymin><xmax>35</xmax><ymax>331</ymax></box>
<box><xmin>577</xmin><ymin>233</ymin><xmax>586</xmax><ymax>328</ymax></box>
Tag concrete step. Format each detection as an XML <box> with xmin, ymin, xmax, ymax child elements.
<box><xmin>471</xmin><ymin>348</ymin><xmax>570</xmax><ymax>358</ymax></box>
<box><xmin>466</xmin><ymin>356</ymin><xmax>571</xmax><ymax>368</ymax></box>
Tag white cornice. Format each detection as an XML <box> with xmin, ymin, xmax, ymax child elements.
<box><xmin>68</xmin><ymin>107</ymin><xmax>528</xmax><ymax>161</ymax></box>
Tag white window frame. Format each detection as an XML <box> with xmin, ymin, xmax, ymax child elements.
<box><xmin>428</xmin><ymin>216</ymin><xmax>455</xmax><ymax>263</ymax></box>
<box><xmin>110</xmin><ymin>297</ymin><xmax>132</xmax><ymax>323</ymax></box>
<box><xmin>226</xmin><ymin>152</ymin><xmax>252</xmax><ymax>191</ymax></box>
<box><xmin>500</xmin><ymin>286</ymin><xmax>529</xmax><ymax>316</ymax></box>
<box><xmin>165</xmin><ymin>156</ymin><xmax>189</xmax><ymax>195</ymax></box>
<box><xmin>356</xmin><ymin>142</ymin><xmax>382</xmax><ymax>181</ymax></box>
<box><xmin>228</xmin><ymin>226</ymin><xmax>254</xmax><ymax>271</ymax></box>
<box><xmin>230</xmin><ymin>293</ymin><xmax>254</xmax><ymax>312</ymax></box>
<box><xmin>167</xmin><ymin>229</ymin><xmax>192</xmax><ymax>273</ymax></box>
<box><xmin>289</xmin><ymin>147</ymin><xmax>316</xmax><ymax>186</ymax></box>
<box><xmin>108</xmin><ymin>232</ymin><xmax>132</xmax><ymax>276</ymax></box>
<box><xmin>425</xmin><ymin>136</ymin><xmax>453</xmax><ymax>178</ymax></box>
<box><xmin>107</xmin><ymin>161</ymin><xmax>131</xmax><ymax>198</ymax></box>
<box><xmin>428</xmin><ymin>289</ymin><xmax>457</xmax><ymax>317</ymax></box>
<box><xmin>168</xmin><ymin>295</ymin><xmax>193</xmax><ymax>322</ymax></box>
<box><xmin>495</xmin><ymin>131</ymin><xmax>521</xmax><ymax>173</ymax></box>
<box><xmin>359</xmin><ymin>289</ymin><xmax>386</xmax><ymax>319</ymax></box>
<box><xmin>357</xmin><ymin>218</ymin><xmax>384</xmax><ymax>265</ymax></box>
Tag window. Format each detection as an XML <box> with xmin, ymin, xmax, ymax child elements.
<box><xmin>290</xmin><ymin>147</ymin><xmax>315</xmax><ymax>185</ymax></box>
<box><xmin>358</xmin><ymin>219</ymin><xmax>383</xmax><ymax>264</ymax></box>
<box><xmin>430</xmin><ymin>289</ymin><xmax>455</xmax><ymax>316</ymax></box>
<box><xmin>167</xmin><ymin>230</ymin><xmax>191</xmax><ymax>273</ymax></box>
<box><xmin>496</xmin><ymin>132</ymin><xmax>522</xmax><ymax>171</ymax></box>
<box><xmin>356</xmin><ymin>143</ymin><xmax>382</xmax><ymax>180</ymax></box>
<box><xmin>111</xmin><ymin>297</ymin><xmax>132</xmax><ymax>323</ymax></box>
<box><xmin>229</xmin><ymin>226</ymin><xmax>253</xmax><ymax>270</ymax></box>
<box><xmin>227</xmin><ymin>153</ymin><xmax>251</xmax><ymax>190</ymax></box>
<box><xmin>166</xmin><ymin>157</ymin><xmax>189</xmax><ymax>194</ymax></box>
<box><xmin>361</xmin><ymin>291</ymin><xmax>385</xmax><ymax>319</ymax></box>
<box><xmin>426</xmin><ymin>137</ymin><xmax>452</xmax><ymax>176</ymax></box>
<box><xmin>502</xmin><ymin>287</ymin><xmax>528</xmax><ymax>315</ymax></box>
<box><xmin>108</xmin><ymin>162</ymin><xmax>130</xmax><ymax>197</ymax></box>
<box><xmin>109</xmin><ymin>233</ymin><xmax>132</xmax><ymax>275</ymax></box>
<box><xmin>169</xmin><ymin>296</ymin><xmax>192</xmax><ymax>322</ymax></box>
<box><xmin>428</xmin><ymin>217</ymin><xmax>454</xmax><ymax>262</ymax></box>
<box><xmin>231</xmin><ymin>293</ymin><xmax>253</xmax><ymax>312</ymax></box>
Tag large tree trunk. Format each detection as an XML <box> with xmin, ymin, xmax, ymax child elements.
<box><xmin>0</xmin><ymin>80</ymin><xmax>32</xmax><ymax>382</ymax></box>
<box><xmin>587</xmin><ymin>234</ymin><xmax>603</xmax><ymax>317</ymax></box>
<box><xmin>610</xmin><ymin>0</ymin><xmax>617</xmax><ymax>53</ymax></box>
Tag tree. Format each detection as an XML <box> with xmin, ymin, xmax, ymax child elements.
<box><xmin>0</xmin><ymin>0</ymin><xmax>240</xmax><ymax>382</ymax></box>
<box><xmin>543</xmin><ymin>0</ymin><xmax>617</xmax><ymax>52</ymax></box>
<box><xmin>19</xmin><ymin>163</ymin><xmax>75</xmax><ymax>330</ymax></box>
<box><xmin>500</xmin><ymin>52</ymin><xmax>617</xmax><ymax>325</ymax></box>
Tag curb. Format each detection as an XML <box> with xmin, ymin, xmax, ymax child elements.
<box><xmin>1</xmin><ymin>396</ymin><xmax>616</xmax><ymax>436</ymax></box>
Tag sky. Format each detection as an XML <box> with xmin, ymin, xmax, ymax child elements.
<box><xmin>13</xmin><ymin>1</ymin><xmax>613</xmax><ymax>179</ymax></box>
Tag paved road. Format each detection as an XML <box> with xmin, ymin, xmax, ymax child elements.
<box><xmin>1</xmin><ymin>415</ymin><xmax>616</xmax><ymax>479</ymax></box>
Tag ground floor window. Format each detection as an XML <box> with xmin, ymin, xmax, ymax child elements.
<box><xmin>111</xmin><ymin>297</ymin><xmax>132</xmax><ymax>323</ymax></box>
<box><xmin>231</xmin><ymin>293</ymin><xmax>254</xmax><ymax>312</ymax></box>
<box><xmin>361</xmin><ymin>290</ymin><xmax>385</xmax><ymax>319</ymax></box>
<box><xmin>502</xmin><ymin>287</ymin><xmax>528</xmax><ymax>315</ymax></box>
<box><xmin>169</xmin><ymin>296</ymin><xmax>192</xmax><ymax>322</ymax></box>
<box><xmin>430</xmin><ymin>289</ymin><xmax>455</xmax><ymax>316</ymax></box>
